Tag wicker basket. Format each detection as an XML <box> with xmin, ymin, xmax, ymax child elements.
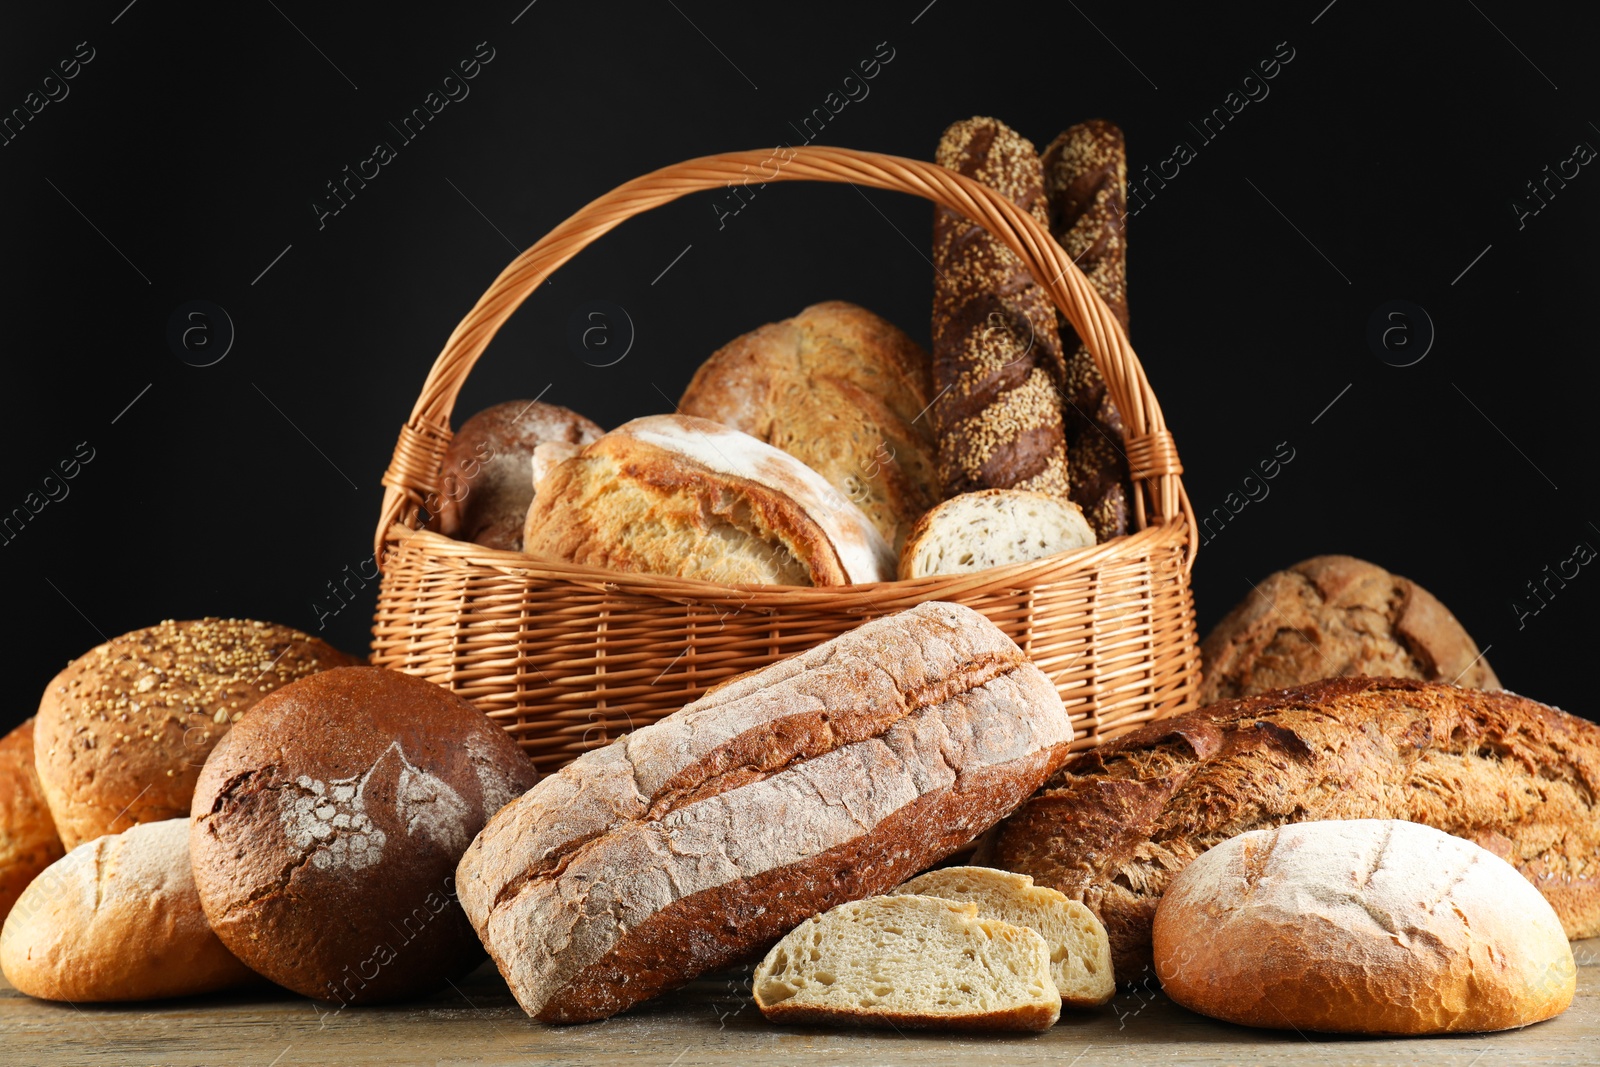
<box><xmin>371</xmin><ymin>146</ymin><xmax>1198</xmax><ymax>775</ymax></box>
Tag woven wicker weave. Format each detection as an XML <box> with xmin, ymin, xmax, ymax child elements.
<box><xmin>371</xmin><ymin>146</ymin><xmax>1198</xmax><ymax>775</ymax></box>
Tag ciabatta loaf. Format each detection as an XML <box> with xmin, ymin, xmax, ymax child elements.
<box><xmin>1154</xmin><ymin>820</ymin><xmax>1575</xmax><ymax>1034</ymax></box>
<box><xmin>521</xmin><ymin>414</ymin><xmax>894</xmax><ymax>585</ymax></box>
<box><xmin>993</xmin><ymin>678</ymin><xmax>1600</xmax><ymax>982</ymax></box>
<box><xmin>753</xmin><ymin>894</ymin><xmax>1060</xmax><ymax>1031</ymax></box>
<box><xmin>898</xmin><ymin>489</ymin><xmax>1095</xmax><ymax>580</ymax></box>
<box><xmin>455</xmin><ymin>601</ymin><xmax>1074</xmax><ymax>1023</ymax></box>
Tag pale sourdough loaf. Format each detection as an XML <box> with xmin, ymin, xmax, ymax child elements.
<box><xmin>1</xmin><ymin>819</ymin><xmax>256</xmax><ymax>1001</ymax></box>
<box><xmin>0</xmin><ymin>719</ymin><xmax>64</xmax><ymax>921</ymax></box>
<box><xmin>893</xmin><ymin>865</ymin><xmax>1113</xmax><ymax>1007</ymax></box>
<box><xmin>678</xmin><ymin>301</ymin><xmax>939</xmax><ymax>554</ymax></box>
<box><xmin>898</xmin><ymin>489</ymin><xmax>1095</xmax><ymax>580</ymax></box>
<box><xmin>993</xmin><ymin>677</ymin><xmax>1600</xmax><ymax>981</ymax></box>
<box><xmin>1201</xmin><ymin>555</ymin><xmax>1499</xmax><ymax>703</ymax></box>
<box><xmin>753</xmin><ymin>894</ymin><xmax>1060</xmax><ymax>1031</ymax></box>
<box><xmin>455</xmin><ymin>601</ymin><xmax>1074</xmax><ymax>1023</ymax></box>
<box><xmin>1154</xmin><ymin>821</ymin><xmax>1575</xmax><ymax>1034</ymax></box>
<box><xmin>932</xmin><ymin>117</ymin><xmax>1071</xmax><ymax>500</ymax></box>
<box><xmin>522</xmin><ymin>414</ymin><xmax>894</xmax><ymax>585</ymax></box>
<box><xmin>34</xmin><ymin>619</ymin><xmax>359</xmax><ymax>849</ymax></box>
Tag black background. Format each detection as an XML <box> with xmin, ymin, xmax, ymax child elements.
<box><xmin>4</xmin><ymin>1</ymin><xmax>1596</xmax><ymax>735</ymax></box>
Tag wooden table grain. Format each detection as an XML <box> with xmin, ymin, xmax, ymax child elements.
<box><xmin>5</xmin><ymin>941</ymin><xmax>1597</xmax><ymax>1066</ymax></box>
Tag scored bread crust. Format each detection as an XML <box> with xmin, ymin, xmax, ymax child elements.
<box><xmin>455</xmin><ymin>602</ymin><xmax>1074</xmax><ymax>1023</ymax></box>
<box><xmin>993</xmin><ymin>677</ymin><xmax>1600</xmax><ymax>982</ymax></box>
<box><xmin>521</xmin><ymin>414</ymin><xmax>894</xmax><ymax>586</ymax></box>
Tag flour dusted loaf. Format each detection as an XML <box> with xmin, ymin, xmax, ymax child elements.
<box><xmin>1154</xmin><ymin>820</ymin><xmax>1576</xmax><ymax>1034</ymax></box>
<box><xmin>436</xmin><ymin>400</ymin><xmax>603</xmax><ymax>551</ymax></box>
<box><xmin>898</xmin><ymin>489</ymin><xmax>1095</xmax><ymax>580</ymax></box>
<box><xmin>522</xmin><ymin>414</ymin><xmax>894</xmax><ymax>585</ymax></box>
<box><xmin>679</xmin><ymin>301</ymin><xmax>939</xmax><ymax>554</ymax></box>
<box><xmin>1201</xmin><ymin>555</ymin><xmax>1499</xmax><ymax>703</ymax></box>
<box><xmin>893</xmin><ymin>865</ymin><xmax>1112</xmax><ymax>1007</ymax></box>
<box><xmin>753</xmin><ymin>894</ymin><xmax>1060</xmax><ymax>1031</ymax></box>
<box><xmin>993</xmin><ymin>678</ymin><xmax>1600</xmax><ymax>981</ymax></box>
<box><xmin>1</xmin><ymin>819</ymin><xmax>256</xmax><ymax>1002</ymax></box>
<box><xmin>455</xmin><ymin>601</ymin><xmax>1074</xmax><ymax>1023</ymax></box>
<box><xmin>35</xmin><ymin>619</ymin><xmax>359</xmax><ymax>849</ymax></box>
<box><xmin>189</xmin><ymin>667</ymin><xmax>536</xmax><ymax>1004</ymax></box>
<box><xmin>0</xmin><ymin>720</ymin><xmax>63</xmax><ymax>922</ymax></box>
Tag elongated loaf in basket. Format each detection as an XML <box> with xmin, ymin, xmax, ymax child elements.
<box><xmin>455</xmin><ymin>601</ymin><xmax>1075</xmax><ymax>1023</ymax></box>
<box><xmin>991</xmin><ymin>677</ymin><xmax>1600</xmax><ymax>982</ymax></box>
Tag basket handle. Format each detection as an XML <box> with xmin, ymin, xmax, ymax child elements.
<box><xmin>375</xmin><ymin>145</ymin><xmax>1194</xmax><ymax>569</ymax></box>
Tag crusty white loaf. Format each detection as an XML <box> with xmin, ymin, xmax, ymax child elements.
<box><xmin>898</xmin><ymin>489</ymin><xmax>1095</xmax><ymax>580</ymax></box>
<box><xmin>455</xmin><ymin>601</ymin><xmax>1074</xmax><ymax>1023</ymax></box>
<box><xmin>0</xmin><ymin>819</ymin><xmax>256</xmax><ymax>1002</ymax></box>
<box><xmin>1152</xmin><ymin>820</ymin><xmax>1576</xmax><ymax>1034</ymax></box>
<box><xmin>522</xmin><ymin>414</ymin><xmax>894</xmax><ymax>585</ymax></box>
<box><xmin>753</xmin><ymin>894</ymin><xmax>1060</xmax><ymax>1031</ymax></box>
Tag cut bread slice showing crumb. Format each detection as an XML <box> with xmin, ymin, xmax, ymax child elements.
<box><xmin>898</xmin><ymin>488</ymin><xmax>1096</xmax><ymax>580</ymax></box>
<box><xmin>752</xmin><ymin>894</ymin><xmax>1060</xmax><ymax>1031</ymax></box>
<box><xmin>894</xmin><ymin>866</ymin><xmax>1114</xmax><ymax>1007</ymax></box>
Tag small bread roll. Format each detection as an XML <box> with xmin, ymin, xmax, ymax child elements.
<box><xmin>1</xmin><ymin>819</ymin><xmax>256</xmax><ymax>1002</ymax></box>
<box><xmin>1152</xmin><ymin>820</ymin><xmax>1575</xmax><ymax>1034</ymax></box>
<box><xmin>0</xmin><ymin>719</ymin><xmax>64</xmax><ymax>921</ymax></box>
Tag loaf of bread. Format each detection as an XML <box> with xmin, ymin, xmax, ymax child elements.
<box><xmin>898</xmin><ymin>489</ymin><xmax>1095</xmax><ymax>580</ymax></box>
<box><xmin>1043</xmin><ymin>121</ymin><xmax>1132</xmax><ymax>542</ymax></box>
<box><xmin>522</xmin><ymin>414</ymin><xmax>894</xmax><ymax>585</ymax></box>
<box><xmin>437</xmin><ymin>400</ymin><xmax>603</xmax><ymax>551</ymax></box>
<box><xmin>932</xmin><ymin>117</ymin><xmax>1070</xmax><ymax>500</ymax></box>
<box><xmin>34</xmin><ymin>619</ymin><xmax>359</xmax><ymax>849</ymax></box>
<box><xmin>893</xmin><ymin>866</ymin><xmax>1113</xmax><ymax>1007</ymax></box>
<box><xmin>0</xmin><ymin>819</ymin><xmax>256</xmax><ymax>1001</ymax></box>
<box><xmin>753</xmin><ymin>894</ymin><xmax>1060</xmax><ymax>1031</ymax></box>
<box><xmin>1201</xmin><ymin>555</ymin><xmax>1499</xmax><ymax>703</ymax></box>
<box><xmin>455</xmin><ymin>601</ymin><xmax>1074</xmax><ymax>1023</ymax></box>
<box><xmin>189</xmin><ymin>667</ymin><xmax>537</xmax><ymax>1005</ymax></box>
<box><xmin>1154</xmin><ymin>820</ymin><xmax>1575</xmax><ymax>1034</ymax></box>
<box><xmin>991</xmin><ymin>678</ymin><xmax>1600</xmax><ymax>981</ymax></box>
<box><xmin>679</xmin><ymin>301</ymin><xmax>939</xmax><ymax>554</ymax></box>
<box><xmin>0</xmin><ymin>719</ymin><xmax>63</xmax><ymax>921</ymax></box>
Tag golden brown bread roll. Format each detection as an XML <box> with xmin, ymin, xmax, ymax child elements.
<box><xmin>0</xmin><ymin>719</ymin><xmax>63</xmax><ymax>922</ymax></box>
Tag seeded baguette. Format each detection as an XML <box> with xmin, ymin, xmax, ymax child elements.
<box><xmin>455</xmin><ymin>601</ymin><xmax>1075</xmax><ymax>1023</ymax></box>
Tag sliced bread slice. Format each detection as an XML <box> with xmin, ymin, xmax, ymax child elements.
<box><xmin>898</xmin><ymin>488</ymin><xmax>1096</xmax><ymax>580</ymax></box>
<box><xmin>894</xmin><ymin>865</ymin><xmax>1113</xmax><ymax>1007</ymax></box>
<box><xmin>752</xmin><ymin>894</ymin><xmax>1060</xmax><ymax>1031</ymax></box>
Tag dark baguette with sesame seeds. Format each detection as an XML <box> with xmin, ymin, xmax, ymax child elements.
<box><xmin>931</xmin><ymin>117</ymin><xmax>1071</xmax><ymax>500</ymax></box>
<box><xmin>1042</xmin><ymin>121</ymin><xmax>1133</xmax><ymax>543</ymax></box>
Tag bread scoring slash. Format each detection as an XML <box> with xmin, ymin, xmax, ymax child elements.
<box><xmin>455</xmin><ymin>601</ymin><xmax>1075</xmax><ymax>1023</ymax></box>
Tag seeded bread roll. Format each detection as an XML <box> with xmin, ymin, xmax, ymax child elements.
<box><xmin>932</xmin><ymin>117</ymin><xmax>1070</xmax><ymax>500</ymax></box>
<box><xmin>679</xmin><ymin>301</ymin><xmax>938</xmax><ymax>554</ymax></box>
<box><xmin>1200</xmin><ymin>555</ymin><xmax>1499</xmax><ymax>703</ymax></box>
<box><xmin>436</xmin><ymin>400</ymin><xmax>603</xmax><ymax>551</ymax></box>
<box><xmin>1043</xmin><ymin>121</ymin><xmax>1132</xmax><ymax>542</ymax></box>
<box><xmin>1154</xmin><ymin>821</ymin><xmax>1575</xmax><ymax>1034</ymax></box>
<box><xmin>189</xmin><ymin>667</ymin><xmax>537</xmax><ymax>1005</ymax></box>
<box><xmin>34</xmin><ymin>620</ymin><xmax>360</xmax><ymax>849</ymax></box>
<box><xmin>1</xmin><ymin>819</ymin><xmax>257</xmax><ymax>1002</ymax></box>
<box><xmin>0</xmin><ymin>720</ymin><xmax>64</xmax><ymax>922</ymax></box>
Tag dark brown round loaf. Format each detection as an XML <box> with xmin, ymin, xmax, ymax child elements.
<box><xmin>34</xmin><ymin>619</ymin><xmax>360</xmax><ymax>850</ymax></box>
<box><xmin>189</xmin><ymin>667</ymin><xmax>536</xmax><ymax>1004</ymax></box>
<box><xmin>0</xmin><ymin>719</ymin><xmax>64</xmax><ymax>921</ymax></box>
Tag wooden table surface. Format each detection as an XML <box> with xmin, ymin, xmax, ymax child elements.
<box><xmin>5</xmin><ymin>940</ymin><xmax>1597</xmax><ymax>1066</ymax></box>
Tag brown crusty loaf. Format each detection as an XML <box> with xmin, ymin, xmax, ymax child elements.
<box><xmin>1</xmin><ymin>819</ymin><xmax>257</xmax><ymax>1002</ymax></box>
<box><xmin>0</xmin><ymin>720</ymin><xmax>64</xmax><ymax>921</ymax></box>
<box><xmin>1043</xmin><ymin>121</ymin><xmax>1132</xmax><ymax>543</ymax></box>
<box><xmin>679</xmin><ymin>301</ymin><xmax>938</xmax><ymax>554</ymax></box>
<box><xmin>1200</xmin><ymin>555</ymin><xmax>1500</xmax><ymax>703</ymax></box>
<box><xmin>1153</xmin><ymin>820</ymin><xmax>1575</xmax><ymax>1034</ymax></box>
<box><xmin>455</xmin><ymin>601</ymin><xmax>1075</xmax><ymax>1023</ymax></box>
<box><xmin>932</xmin><ymin>117</ymin><xmax>1070</xmax><ymax>500</ymax></box>
<box><xmin>436</xmin><ymin>400</ymin><xmax>603</xmax><ymax>551</ymax></box>
<box><xmin>189</xmin><ymin>667</ymin><xmax>537</xmax><ymax>1005</ymax></box>
<box><xmin>522</xmin><ymin>414</ymin><xmax>894</xmax><ymax>585</ymax></box>
<box><xmin>991</xmin><ymin>678</ymin><xmax>1600</xmax><ymax>982</ymax></box>
<box><xmin>34</xmin><ymin>620</ymin><xmax>360</xmax><ymax>849</ymax></box>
